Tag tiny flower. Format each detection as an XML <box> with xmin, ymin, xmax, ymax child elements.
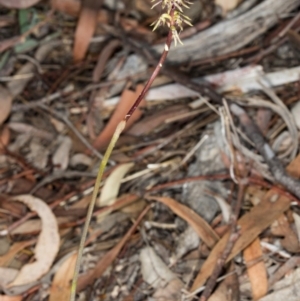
<box><xmin>151</xmin><ymin>13</ymin><xmax>172</xmax><ymax>31</ymax></box>
<box><xmin>151</xmin><ymin>0</ymin><xmax>193</xmax><ymax>45</ymax></box>
<box><xmin>172</xmin><ymin>27</ymin><xmax>183</xmax><ymax>46</ymax></box>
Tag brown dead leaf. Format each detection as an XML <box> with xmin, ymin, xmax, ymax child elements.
<box><xmin>93</xmin><ymin>85</ymin><xmax>146</xmax><ymax>150</ymax></box>
<box><xmin>147</xmin><ymin>196</ymin><xmax>219</xmax><ymax>248</ymax></box>
<box><xmin>73</xmin><ymin>0</ymin><xmax>103</xmax><ymax>61</ymax></box>
<box><xmin>0</xmin><ymin>126</ymin><xmax>10</xmax><ymax>151</ymax></box>
<box><xmin>51</xmin><ymin>0</ymin><xmax>109</xmax><ymax>23</ymax></box>
<box><xmin>243</xmin><ymin>238</ymin><xmax>268</xmax><ymax>300</ymax></box>
<box><xmin>8</xmin><ymin>195</ymin><xmax>60</xmax><ymax>287</ymax></box>
<box><xmin>0</xmin><ymin>295</ymin><xmax>22</xmax><ymax>301</ymax></box>
<box><xmin>127</xmin><ymin>104</ymin><xmax>189</xmax><ymax>136</ymax></box>
<box><xmin>190</xmin><ymin>153</ymin><xmax>300</xmax><ymax>292</ymax></box>
<box><xmin>0</xmin><ymin>85</ymin><xmax>13</xmax><ymax>126</ymax></box>
<box><xmin>49</xmin><ymin>252</ymin><xmax>77</xmax><ymax>301</ymax></box>
<box><xmin>11</xmin><ymin>217</ymin><xmax>72</xmax><ymax>235</ymax></box>
<box><xmin>0</xmin><ymin>0</ymin><xmax>41</xmax><ymax>8</ymax></box>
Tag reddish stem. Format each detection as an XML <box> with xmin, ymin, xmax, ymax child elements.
<box><xmin>124</xmin><ymin>8</ymin><xmax>175</xmax><ymax>122</ymax></box>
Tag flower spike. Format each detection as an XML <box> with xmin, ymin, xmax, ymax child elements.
<box><xmin>151</xmin><ymin>0</ymin><xmax>193</xmax><ymax>45</ymax></box>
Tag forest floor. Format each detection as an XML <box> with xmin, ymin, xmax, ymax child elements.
<box><xmin>1</xmin><ymin>0</ymin><xmax>300</xmax><ymax>300</ymax></box>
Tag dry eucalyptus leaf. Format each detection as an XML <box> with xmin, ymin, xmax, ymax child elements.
<box><xmin>93</xmin><ymin>85</ymin><xmax>146</xmax><ymax>150</ymax></box>
<box><xmin>148</xmin><ymin>196</ymin><xmax>219</xmax><ymax>248</ymax></box>
<box><xmin>243</xmin><ymin>238</ymin><xmax>268</xmax><ymax>300</ymax></box>
<box><xmin>73</xmin><ymin>0</ymin><xmax>102</xmax><ymax>61</ymax></box>
<box><xmin>49</xmin><ymin>252</ymin><xmax>77</xmax><ymax>301</ymax></box>
<box><xmin>11</xmin><ymin>217</ymin><xmax>71</xmax><ymax>235</ymax></box>
<box><xmin>0</xmin><ymin>0</ymin><xmax>41</xmax><ymax>8</ymax></box>
<box><xmin>11</xmin><ymin>219</ymin><xmax>41</xmax><ymax>235</ymax></box>
<box><xmin>97</xmin><ymin>163</ymin><xmax>134</xmax><ymax>207</ymax></box>
<box><xmin>0</xmin><ymin>295</ymin><xmax>22</xmax><ymax>301</ymax></box>
<box><xmin>8</xmin><ymin>195</ymin><xmax>60</xmax><ymax>287</ymax></box>
<box><xmin>0</xmin><ymin>126</ymin><xmax>10</xmax><ymax>151</ymax></box>
<box><xmin>0</xmin><ymin>86</ymin><xmax>13</xmax><ymax>126</ymax></box>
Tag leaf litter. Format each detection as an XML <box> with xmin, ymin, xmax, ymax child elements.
<box><xmin>6</xmin><ymin>195</ymin><xmax>60</xmax><ymax>287</ymax></box>
<box><xmin>1</xmin><ymin>1</ymin><xmax>300</xmax><ymax>301</ymax></box>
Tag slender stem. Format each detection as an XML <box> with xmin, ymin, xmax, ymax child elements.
<box><xmin>70</xmin><ymin>6</ymin><xmax>177</xmax><ymax>299</ymax></box>
<box><xmin>125</xmin><ymin>9</ymin><xmax>174</xmax><ymax>121</ymax></box>
<box><xmin>70</xmin><ymin>121</ymin><xmax>125</xmax><ymax>301</ymax></box>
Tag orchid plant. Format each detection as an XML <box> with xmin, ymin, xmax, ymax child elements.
<box><xmin>70</xmin><ymin>1</ymin><xmax>193</xmax><ymax>299</ymax></box>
